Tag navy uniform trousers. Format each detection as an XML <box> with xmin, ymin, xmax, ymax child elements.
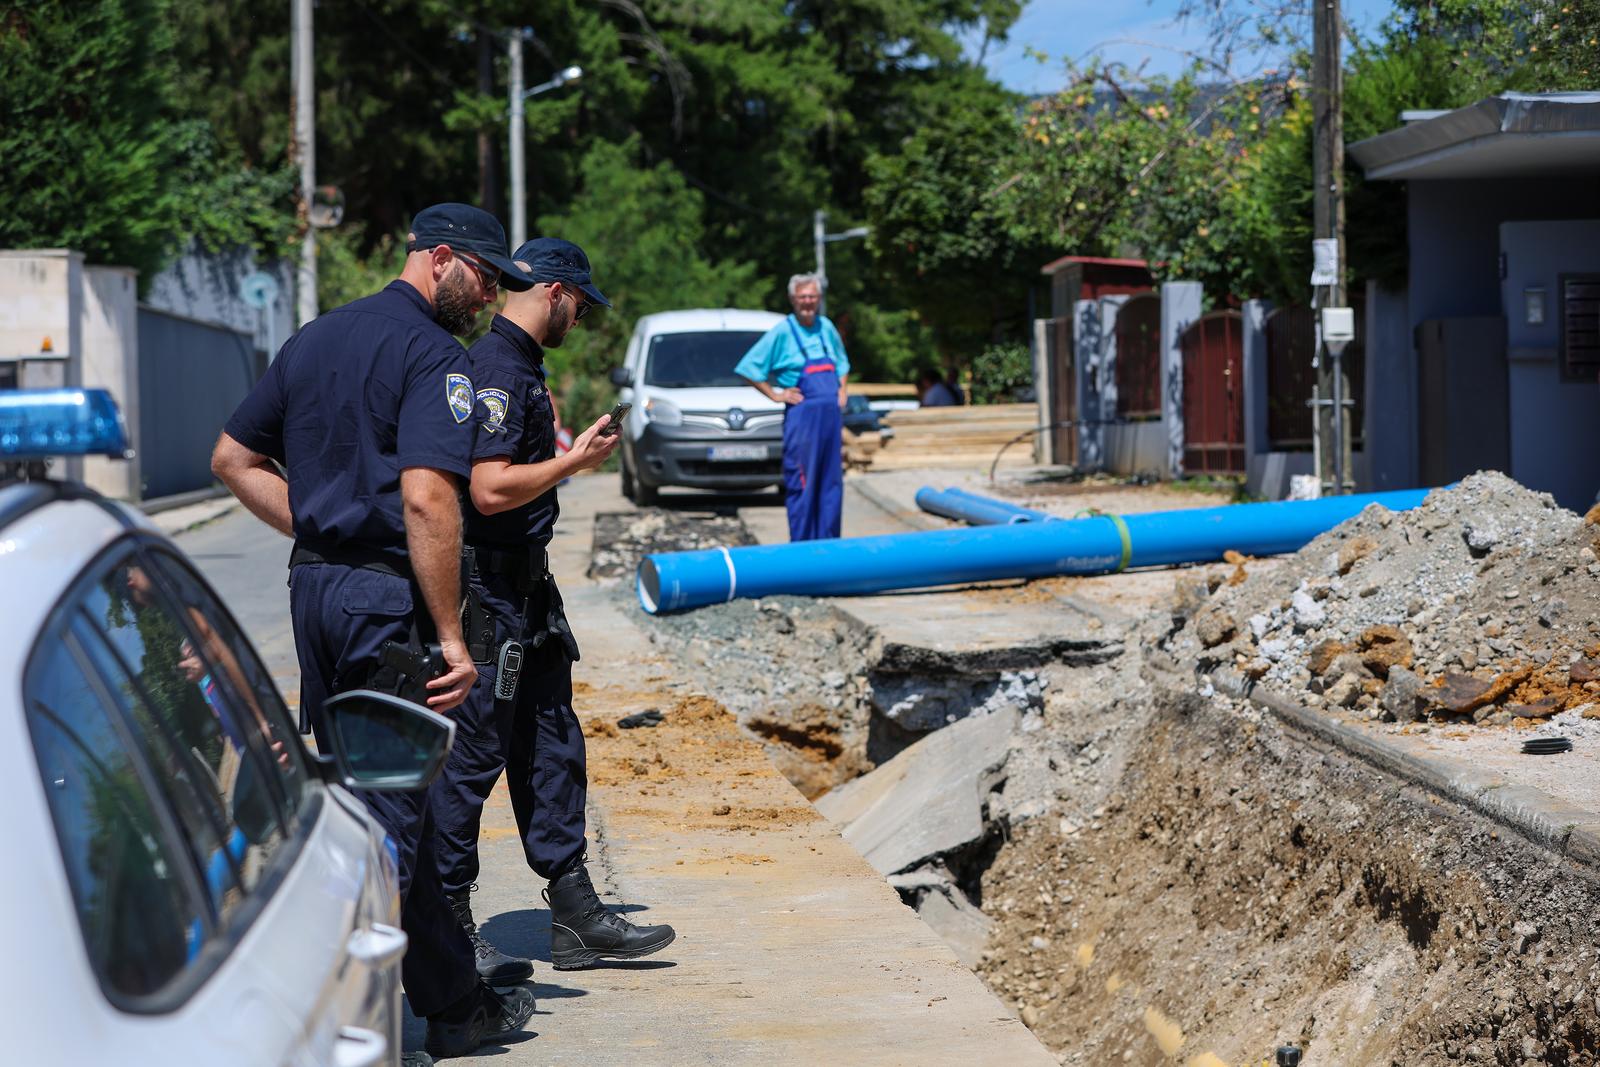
<box><xmin>289</xmin><ymin>561</ymin><xmax>478</xmax><ymax>1018</ymax></box>
<box><xmin>430</xmin><ymin>566</ymin><xmax>587</xmax><ymax>894</ymax></box>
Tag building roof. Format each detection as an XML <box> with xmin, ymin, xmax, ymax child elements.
<box><xmin>1038</xmin><ymin>254</ymin><xmax>1150</xmax><ymax>276</ymax></box>
<box><xmin>1349</xmin><ymin>92</ymin><xmax>1600</xmax><ymax>181</ymax></box>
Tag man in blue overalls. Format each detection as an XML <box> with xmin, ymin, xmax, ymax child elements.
<box><xmin>210</xmin><ymin>203</ymin><xmax>538</xmax><ymax>1060</ymax></box>
<box><xmin>735</xmin><ymin>272</ymin><xmax>851</xmax><ymax>541</ymax></box>
<box><xmin>432</xmin><ymin>237</ymin><xmax>677</xmax><ymax>978</ymax></box>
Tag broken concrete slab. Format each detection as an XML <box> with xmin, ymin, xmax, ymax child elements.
<box><xmin>914</xmin><ymin>881</ymin><xmax>994</xmax><ymax>968</ymax></box>
<box><xmin>842</xmin><ymin>591</ymin><xmax>1124</xmax><ymax>674</ymax></box>
<box><xmin>815</xmin><ymin>706</ymin><xmax>1017</xmax><ymax>877</ymax></box>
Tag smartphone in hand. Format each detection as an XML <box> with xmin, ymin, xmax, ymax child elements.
<box><xmin>600</xmin><ymin>402</ymin><xmax>631</xmax><ymax>437</ymax></box>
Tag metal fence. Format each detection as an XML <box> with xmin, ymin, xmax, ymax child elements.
<box><xmin>1113</xmin><ymin>292</ymin><xmax>1162</xmax><ymax>420</ymax></box>
<box><xmin>1180</xmin><ymin>310</ymin><xmax>1245</xmax><ymax>474</ymax></box>
<box><xmin>1263</xmin><ymin>302</ymin><xmax>1366</xmax><ymax>452</ymax></box>
<box><xmin>137</xmin><ymin>306</ymin><xmax>262</xmax><ymax>499</ymax></box>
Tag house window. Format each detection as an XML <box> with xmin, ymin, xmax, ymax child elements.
<box><xmin>1560</xmin><ymin>273</ymin><xmax>1600</xmax><ymax>382</ymax></box>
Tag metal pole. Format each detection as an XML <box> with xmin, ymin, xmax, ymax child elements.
<box><xmin>291</xmin><ymin>0</ymin><xmax>317</xmax><ymax>326</ymax></box>
<box><xmin>509</xmin><ymin>31</ymin><xmax>527</xmax><ymax>248</ymax></box>
<box><xmin>813</xmin><ymin>209</ymin><xmax>827</xmax><ymax>316</ymax></box>
<box><xmin>1312</xmin><ymin>0</ymin><xmax>1346</xmax><ymax>492</ymax></box>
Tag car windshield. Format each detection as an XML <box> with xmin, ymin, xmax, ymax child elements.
<box><xmin>644</xmin><ymin>331</ymin><xmax>767</xmax><ymax>388</ymax></box>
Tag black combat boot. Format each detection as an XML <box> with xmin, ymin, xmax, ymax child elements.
<box><xmin>446</xmin><ymin>886</ymin><xmax>534</xmax><ymax>985</ymax></box>
<box><xmin>424</xmin><ymin>980</ymin><xmax>536</xmax><ymax>1058</ymax></box>
<box><xmin>544</xmin><ymin>864</ymin><xmax>677</xmax><ymax>970</ymax></box>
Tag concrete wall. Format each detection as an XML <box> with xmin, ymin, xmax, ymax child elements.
<box><xmin>1363</xmin><ymin>282</ymin><xmax>1417</xmax><ymax>491</ymax></box>
<box><xmin>1403</xmin><ymin>180</ymin><xmax>1599</xmax><ymax>507</ymax></box>
<box><xmin>145</xmin><ymin>244</ymin><xmax>294</xmax><ymax>361</ymax></box>
<box><xmin>1406</xmin><ymin>177</ymin><xmax>1598</xmax><ymax>326</ymax></box>
<box><xmin>1499</xmin><ymin>219</ymin><xmax>1600</xmax><ymax>510</ymax></box>
<box><xmin>1161</xmin><ymin>282</ymin><xmax>1202</xmax><ymax>476</ymax></box>
<box><xmin>80</xmin><ymin>267</ymin><xmax>141</xmax><ymax>499</ymax></box>
<box><xmin>1242</xmin><ymin>300</ymin><xmax>1314</xmax><ymax>499</ymax></box>
<box><xmin>1070</xmin><ymin>284</ymin><xmax>1199</xmax><ymax>479</ymax></box>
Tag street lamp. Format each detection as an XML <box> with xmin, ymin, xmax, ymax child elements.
<box><xmin>508</xmin><ymin>29</ymin><xmax>582</xmax><ymax>247</ymax></box>
<box><xmin>812</xmin><ymin>210</ymin><xmax>871</xmax><ymax>317</ymax></box>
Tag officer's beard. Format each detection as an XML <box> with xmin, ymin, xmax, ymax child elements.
<box><xmin>433</xmin><ymin>264</ymin><xmax>482</xmax><ymax>336</ymax></box>
<box><xmin>542</xmin><ymin>295</ymin><xmax>573</xmax><ymax>348</ymax></box>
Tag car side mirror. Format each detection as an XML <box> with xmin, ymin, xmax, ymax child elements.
<box><xmin>609</xmin><ymin>366</ymin><xmax>632</xmax><ymax>388</ymax></box>
<box><xmin>320</xmin><ymin>689</ymin><xmax>455</xmax><ymax>791</ymax></box>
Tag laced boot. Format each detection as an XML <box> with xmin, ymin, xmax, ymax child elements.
<box><xmin>544</xmin><ymin>864</ymin><xmax>676</xmax><ymax>970</ymax></box>
<box><xmin>446</xmin><ymin>886</ymin><xmax>533</xmax><ymax>985</ymax></box>
<box><xmin>424</xmin><ymin>979</ymin><xmax>536</xmax><ymax>1058</ymax></box>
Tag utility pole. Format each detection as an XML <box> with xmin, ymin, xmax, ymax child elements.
<box><xmin>813</xmin><ymin>210</ymin><xmax>827</xmax><ymax>314</ymax></box>
<box><xmin>812</xmin><ymin>209</ymin><xmax>870</xmax><ymax>318</ymax></box>
<box><xmin>291</xmin><ymin>0</ymin><xmax>317</xmax><ymax>326</ymax></box>
<box><xmin>477</xmin><ymin>25</ymin><xmax>501</xmax><ymax>217</ymax></box>
<box><xmin>508</xmin><ymin>30</ymin><xmax>527</xmax><ymax>248</ymax></box>
<box><xmin>507</xmin><ymin>30</ymin><xmax>581</xmax><ymax>250</ymax></box>
<box><xmin>1311</xmin><ymin>0</ymin><xmax>1350</xmax><ymax>493</ymax></box>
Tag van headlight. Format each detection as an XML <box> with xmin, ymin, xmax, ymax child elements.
<box><xmin>644</xmin><ymin>398</ymin><xmax>682</xmax><ymax>427</ymax></box>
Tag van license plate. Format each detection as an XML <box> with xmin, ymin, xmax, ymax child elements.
<box><xmin>707</xmin><ymin>444</ymin><xmax>767</xmax><ymax>461</ymax></box>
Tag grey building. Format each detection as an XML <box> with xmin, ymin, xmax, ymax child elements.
<box><xmin>1350</xmin><ymin>92</ymin><xmax>1600</xmax><ymax>511</ymax></box>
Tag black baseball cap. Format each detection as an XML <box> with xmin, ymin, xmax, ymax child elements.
<box><xmin>512</xmin><ymin>237</ymin><xmax>611</xmax><ymax>308</ymax></box>
<box><xmin>408</xmin><ymin>203</ymin><xmax>535</xmax><ymax>292</ymax></box>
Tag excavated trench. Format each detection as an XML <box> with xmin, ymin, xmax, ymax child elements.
<box><xmin>599</xmin><ymin>506</ymin><xmax>1600</xmax><ymax>1066</ymax></box>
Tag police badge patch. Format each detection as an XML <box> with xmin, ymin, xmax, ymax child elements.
<box><xmin>446</xmin><ymin>373</ymin><xmax>475</xmax><ymax>424</ymax></box>
<box><xmin>476</xmin><ymin>388</ymin><xmax>511</xmax><ymax>433</ymax></box>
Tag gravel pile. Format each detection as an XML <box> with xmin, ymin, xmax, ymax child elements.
<box><xmin>1168</xmin><ymin>471</ymin><xmax>1600</xmax><ymax>726</ymax></box>
<box><xmin>587</xmin><ymin>507</ymin><xmax>756</xmax><ymax>580</ymax></box>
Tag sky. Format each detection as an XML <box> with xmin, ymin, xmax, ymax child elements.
<box><xmin>964</xmin><ymin>0</ymin><xmax>1399</xmax><ymax>95</ymax></box>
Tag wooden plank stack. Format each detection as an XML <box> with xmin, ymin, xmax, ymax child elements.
<box><xmin>865</xmin><ymin>403</ymin><xmax>1038</xmax><ymax>471</ymax></box>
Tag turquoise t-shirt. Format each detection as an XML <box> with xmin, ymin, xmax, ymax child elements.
<box><xmin>734</xmin><ymin>315</ymin><xmax>850</xmax><ymax>389</ymax></box>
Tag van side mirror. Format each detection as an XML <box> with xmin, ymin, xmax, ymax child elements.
<box><xmin>609</xmin><ymin>366</ymin><xmax>632</xmax><ymax>388</ymax></box>
<box><xmin>320</xmin><ymin>690</ymin><xmax>455</xmax><ymax>791</ymax></box>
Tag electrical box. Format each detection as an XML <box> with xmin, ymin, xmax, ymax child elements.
<box><xmin>1320</xmin><ymin>307</ymin><xmax>1355</xmax><ymax>343</ymax></box>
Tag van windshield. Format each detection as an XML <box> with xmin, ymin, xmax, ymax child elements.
<box><xmin>644</xmin><ymin>331</ymin><xmax>768</xmax><ymax>388</ymax></box>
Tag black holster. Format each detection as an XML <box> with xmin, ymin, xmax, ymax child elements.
<box><xmin>368</xmin><ymin>640</ymin><xmax>446</xmax><ymax>705</ymax></box>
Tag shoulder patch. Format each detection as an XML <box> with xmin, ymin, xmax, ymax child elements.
<box><xmin>476</xmin><ymin>388</ymin><xmax>511</xmax><ymax>433</ymax></box>
<box><xmin>446</xmin><ymin>373</ymin><xmax>474</xmax><ymax>424</ymax></box>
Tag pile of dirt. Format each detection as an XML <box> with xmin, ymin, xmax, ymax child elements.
<box><xmin>979</xmin><ymin>681</ymin><xmax>1600</xmax><ymax>1066</ymax></box>
<box><xmin>1167</xmin><ymin>472</ymin><xmax>1600</xmax><ymax>728</ymax></box>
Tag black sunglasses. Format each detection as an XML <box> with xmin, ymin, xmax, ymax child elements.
<box><xmin>560</xmin><ymin>283</ymin><xmax>594</xmax><ymax>321</ymax></box>
<box><xmin>453</xmin><ymin>250</ymin><xmax>501</xmax><ymax>295</ymax></box>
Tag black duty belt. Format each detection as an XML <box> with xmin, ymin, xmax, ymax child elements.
<box><xmin>289</xmin><ymin>539</ymin><xmax>414</xmax><ymax>581</ymax></box>
<box><xmin>463</xmin><ymin>543</ymin><xmax>549</xmax><ymax>592</ymax></box>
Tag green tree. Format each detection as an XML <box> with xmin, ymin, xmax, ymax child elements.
<box><xmin>537</xmin><ymin>137</ymin><xmax>764</xmax><ymax>429</ymax></box>
<box><xmin>0</xmin><ymin>0</ymin><xmax>190</xmax><ymax>282</ymax></box>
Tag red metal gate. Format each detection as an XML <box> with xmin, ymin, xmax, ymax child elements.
<box><xmin>1180</xmin><ymin>310</ymin><xmax>1245</xmax><ymax>474</ymax></box>
<box><xmin>1114</xmin><ymin>292</ymin><xmax>1161</xmax><ymax>420</ymax></box>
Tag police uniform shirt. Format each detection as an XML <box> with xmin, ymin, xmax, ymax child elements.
<box><xmin>464</xmin><ymin>314</ymin><xmax>560</xmax><ymax>547</ymax></box>
<box><xmin>224</xmin><ymin>280</ymin><xmax>476</xmax><ymax>557</ymax></box>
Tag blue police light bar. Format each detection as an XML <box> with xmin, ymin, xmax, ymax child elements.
<box><xmin>0</xmin><ymin>389</ymin><xmax>131</xmax><ymax>459</ymax></box>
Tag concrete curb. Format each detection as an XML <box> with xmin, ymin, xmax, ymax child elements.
<box><xmin>848</xmin><ymin>476</ymin><xmax>943</xmax><ymax>531</ymax></box>
<box><xmin>138</xmin><ymin>485</ymin><xmax>231</xmax><ymax>515</ymax></box>
<box><xmin>1213</xmin><ymin>669</ymin><xmax>1600</xmax><ymax>868</ymax></box>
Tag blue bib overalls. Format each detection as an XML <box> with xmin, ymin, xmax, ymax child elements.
<box><xmin>781</xmin><ymin>317</ymin><xmax>844</xmax><ymax>541</ymax></box>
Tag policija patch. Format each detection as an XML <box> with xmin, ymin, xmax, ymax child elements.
<box><xmin>476</xmin><ymin>388</ymin><xmax>511</xmax><ymax>433</ymax></box>
<box><xmin>446</xmin><ymin>373</ymin><xmax>475</xmax><ymax>424</ymax></box>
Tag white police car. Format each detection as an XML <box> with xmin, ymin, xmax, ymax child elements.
<box><xmin>0</xmin><ymin>390</ymin><xmax>454</xmax><ymax>1066</ymax></box>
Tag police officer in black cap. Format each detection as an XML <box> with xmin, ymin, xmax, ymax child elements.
<box><xmin>211</xmin><ymin>203</ymin><xmax>539</xmax><ymax>1059</ymax></box>
<box><xmin>430</xmin><ymin>237</ymin><xmax>676</xmax><ymax>978</ymax></box>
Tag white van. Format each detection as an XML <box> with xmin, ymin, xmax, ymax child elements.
<box><xmin>609</xmin><ymin>308</ymin><xmax>786</xmax><ymax>504</ymax></box>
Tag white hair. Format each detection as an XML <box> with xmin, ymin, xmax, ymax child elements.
<box><xmin>787</xmin><ymin>272</ymin><xmax>823</xmax><ymax>298</ymax></box>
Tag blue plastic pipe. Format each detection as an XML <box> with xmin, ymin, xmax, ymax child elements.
<box><xmin>915</xmin><ymin>486</ymin><xmax>1053</xmax><ymax>525</ymax></box>
<box><xmin>636</xmin><ymin>487</ymin><xmax>1434</xmax><ymax>614</ymax></box>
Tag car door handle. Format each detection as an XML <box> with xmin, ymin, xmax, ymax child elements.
<box><xmin>346</xmin><ymin>923</ymin><xmax>407</xmax><ymax>969</ymax></box>
<box><xmin>333</xmin><ymin>1026</ymin><xmax>388</xmax><ymax>1067</ymax></box>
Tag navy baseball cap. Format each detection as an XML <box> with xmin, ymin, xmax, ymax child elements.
<box><xmin>408</xmin><ymin>203</ymin><xmax>535</xmax><ymax>292</ymax></box>
<box><xmin>512</xmin><ymin>237</ymin><xmax>611</xmax><ymax>308</ymax></box>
